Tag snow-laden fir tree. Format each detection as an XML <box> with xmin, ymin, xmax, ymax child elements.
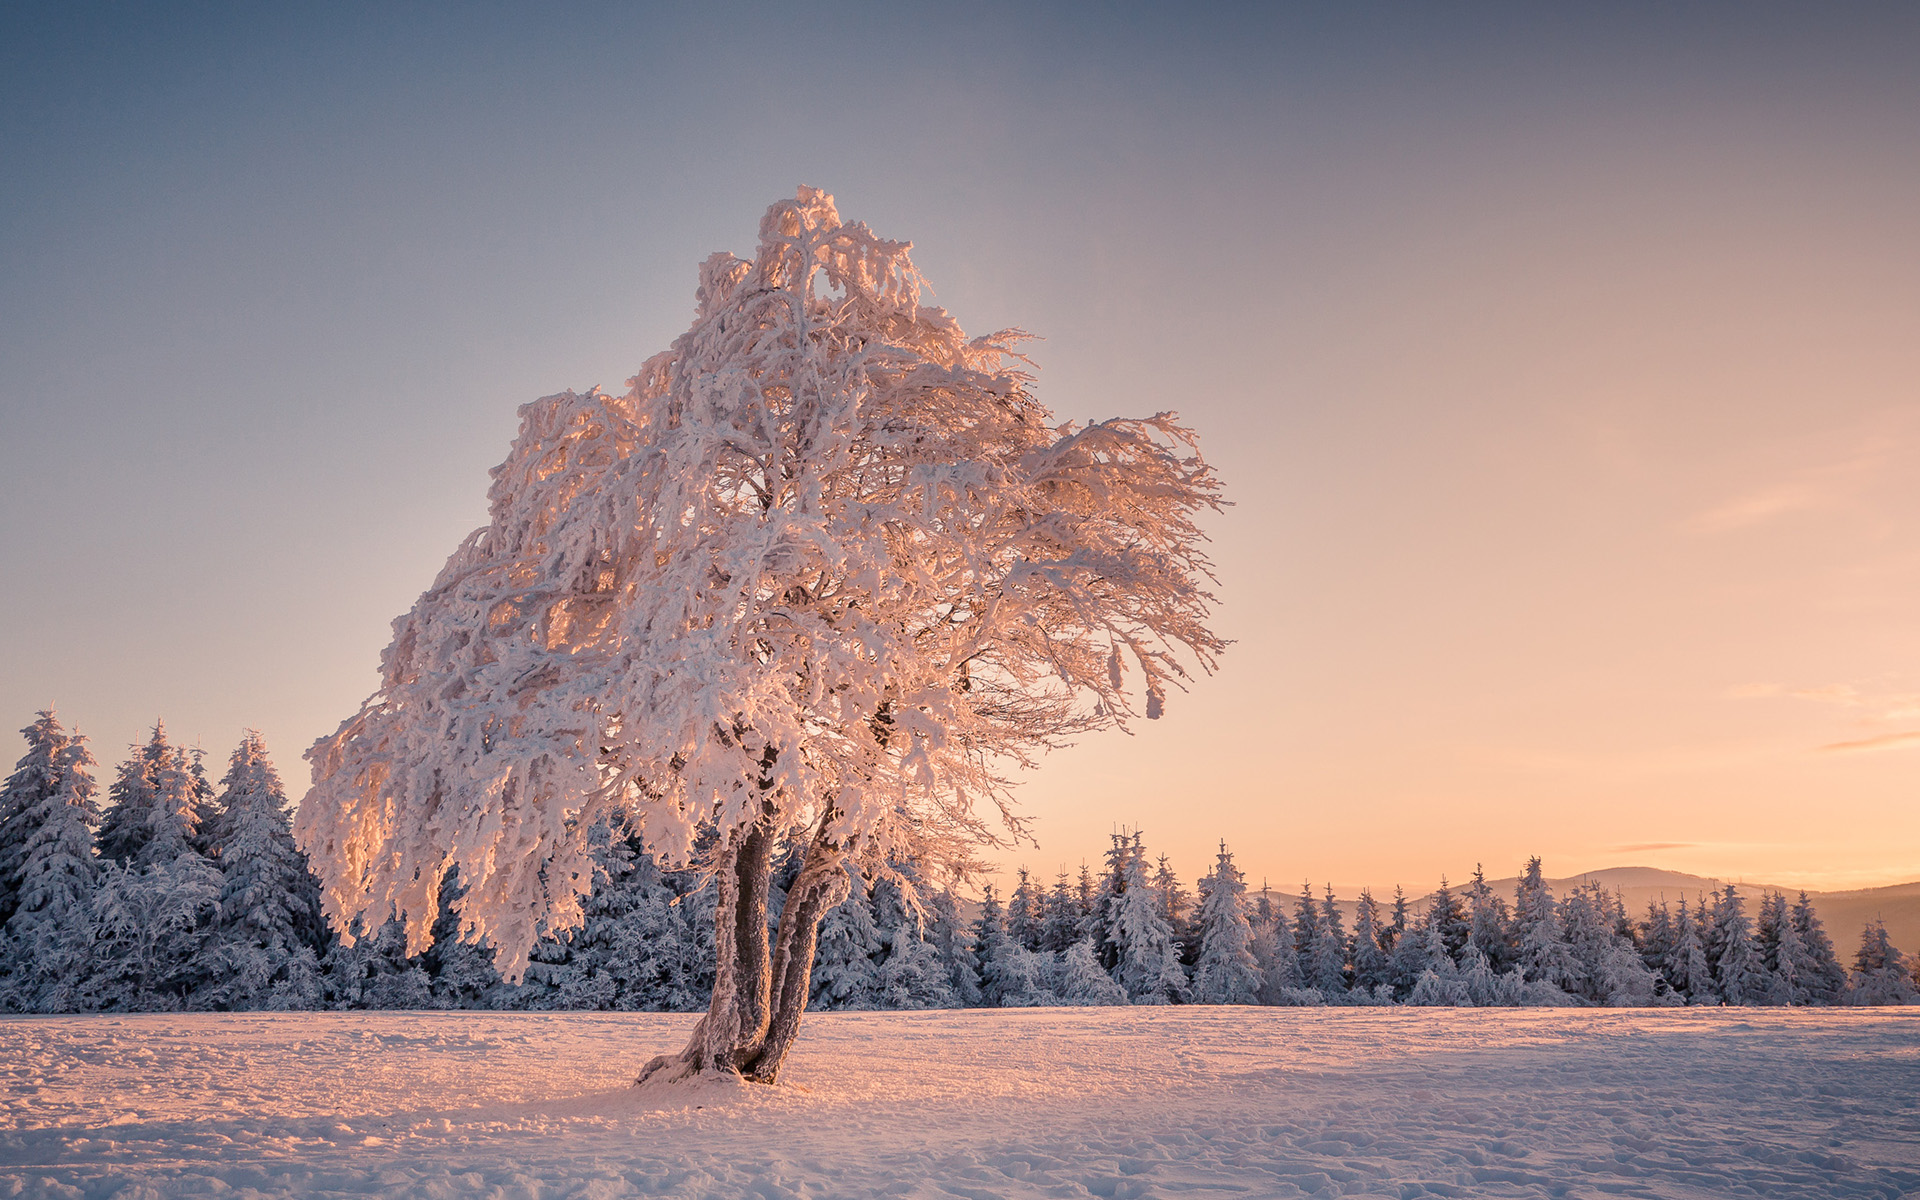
<box><xmin>1514</xmin><ymin>858</ymin><xmax>1580</xmax><ymax>993</ymax></box>
<box><xmin>926</xmin><ymin>888</ymin><xmax>982</xmax><ymax>1008</ymax></box>
<box><xmin>811</xmin><ymin>870</ymin><xmax>886</xmax><ymax>1010</ymax></box>
<box><xmin>1310</xmin><ymin>885</ymin><xmax>1349</xmax><ymax>997</ymax></box>
<box><xmin>1250</xmin><ymin>903</ymin><xmax>1303</xmax><ymax>1002</ymax></box>
<box><xmin>0</xmin><ymin>711</ymin><xmax>71</xmax><ymax>926</ymax></box>
<box><xmin>423</xmin><ymin>866</ymin><xmax>505</xmax><ymax>1010</ymax></box>
<box><xmin>97</xmin><ymin>723</ymin><xmax>203</xmax><ymax>869</ymax></box>
<box><xmin>196</xmin><ymin>732</ymin><xmax>327</xmax><ymax>1010</ymax></box>
<box><xmin>297</xmin><ymin>188</ymin><xmax>1224</xmax><ymax>1083</ymax></box>
<box><xmin>1466</xmin><ymin>865</ymin><xmax>1514</xmax><ymax>974</ymax></box>
<box><xmin>1054</xmin><ymin>937</ymin><xmax>1127</xmax><ymax>1005</ymax></box>
<box><xmin>1190</xmin><ymin>842</ymin><xmax>1260</xmax><ymax>1004</ymax></box>
<box><xmin>1153</xmin><ymin>853</ymin><xmax>1192</xmax><ymax>960</ymax></box>
<box><xmin>0</xmin><ymin>731</ymin><xmax>101</xmax><ymax>1012</ymax></box>
<box><xmin>1849</xmin><ymin>919</ymin><xmax>1918</xmax><ymax>1006</ymax></box>
<box><xmin>324</xmin><ymin>914</ymin><xmax>432</xmax><ymax>1009</ymax></box>
<box><xmin>1562</xmin><ymin>881</ymin><xmax>1654</xmax><ymax>1006</ymax></box>
<box><xmin>1428</xmin><ymin>876</ymin><xmax>1470</xmax><ymax>963</ymax></box>
<box><xmin>1406</xmin><ymin>911</ymin><xmax>1471</xmax><ymax>1006</ymax></box>
<box><xmin>1755</xmin><ymin>891</ymin><xmax>1804</xmax><ymax>1006</ymax></box>
<box><xmin>1791</xmin><ymin>891</ymin><xmax>1849</xmax><ymax>1005</ymax></box>
<box><xmin>869</xmin><ymin>872</ymin><xmax>957</xmax><ymax>1009</ymax></box>
<box><xmin>1349</xmin><ymin>888</ymin><xmax>1392</xmax><ymax>995</ymax></box>
<box><xmin>1039</xmin><ymin>872</ymin><xmax>1080</xmax><ymax>953</ymax></box>
<box><xmin>1105</xmin><ymin>839</ymin><xmax>1187</xmax><ymax>1004</ymax></box>
<box><xmin>1290</xmin><ymin>881</ymin><xmax>1322</xmax><ymax>985</ymax></box>
<box><xmin>1640</xmin><ymin>899</ymin><xmax>1676</xmax><ymax>988</ymax></box>
<box><xmin>1709</xmin><ymin>886</ymin><xmax>1769</xmax><ymax>1006</ymax></box>
<box><xmin>1005</xmin><ymin>868</ymin><xmax>1042</xmax><ymax>953</ymax></box>
<box><xmin>1667</xmin><ymin>894</ymin><xmax>1718</xmax><ymax>1005</ymax></box>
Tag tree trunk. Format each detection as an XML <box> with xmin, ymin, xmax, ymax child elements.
<box><xmin>635</xmin><ymin>808</ymin><xmax>846</xmax><ymax>1087</ymax></box>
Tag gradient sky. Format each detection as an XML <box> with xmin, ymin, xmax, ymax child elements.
<box><xmin>4</xmin><ymin>4</ymin><xmax>1917</xmax><ymax>896</ymax></box>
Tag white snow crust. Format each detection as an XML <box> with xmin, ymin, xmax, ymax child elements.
<box><xmin>3</xmin><ymin>1008</ymin><xmax>1917</xmax><ymax>1198</ymax></box>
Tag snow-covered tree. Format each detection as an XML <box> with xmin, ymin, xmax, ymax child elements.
<box><xmin>926</xmin><ymin>888</ymin><xmax>982</xmax><ymax>1008</ymax></box>
<box><xmin>1514</xmin><ymin>858</ymin><xmax>1580</xmax><ymax>993</ymax></box>
<box><xmin>297</xmin><ymin>188</ymin><xmax>1224</xmax><ymax>1083</ymax></box>
<box><xmin>1349</xmin><ymin>888</ymin><xmax>1392</xmax><ymax>995</ymax></box>
<box><xmin>1406</xmin><ymin>913</ymin><xmax>1470</xmax><ymax>1006</ymax></box>
<box><xmin>1038</xmin><ymin>872</ymin><xmax>1080</xmax><ymax>953</ymax></box>
<box><xmin>97</xmin><ymin>723</ymin><xmax>203</xmax><ymax>869</ymax></box>
<box><xmin>1310</xmin><ymin>885</ymin><xmax>1349</xmax><ymax>998</ymax></box>
<box><xmin>1755</xmin><ymin>891</ymin><xmax>1804</xmax><ymax>1006</ymax></box>
<box><xmin>1640</xmin><ymin>899</ymin><xmax>1676</xmax><ymax>986</ymax></box>
<box><xmin>1465</xmin><ymin>865</ymin><xmax>1514</xmax><ymax>974</ymax></box>
<box><xmin>1709</xmin><ymin>886</ymin><xmax>1768</xmax><ymax>1006</ymax></box>
<box><xmin>869</xmin><ymin>872</ymin><xmax>958</xmax><ymax>1009</ymax></box>
<box><xmin>1666</xmin><ymin>895</ymin><xmax>1717</xmax><ymax>1005</ymax></box>
<box><xmin>1791</xmin><ymin>892</ymin><xmax>1849</xmax><ymax>1005</ymax></box>
<box><xmin>196</xmin><ymin>732</ymin><xmax>326</xmax><ymax>1010</ymax></box>
<box><xmin>1427</xmin><ymin>876</ymin><xmax>1470</xmax><ymax>963</ymax></box>
<box><xmin>1563</xmin><ymin>882</ymin><xmax>1654</xmax><ymax>1006</ymax></box>
<box><xmin>1849</xmin><ymin>920</ymin><xmax>1918</xmax><ymax>1006</ymax></box>
<box><xmin>1290</xmin><ymin>881</ymin><xmax>1321</xmax><ymax>984</ymax></box>
<box><xmin>1006</xmin><ymin>868</ymin><xmax>1042</xmax><ymax>953</ymax></box>
<box><xmin>1190</xmin><ymin>842</ymin><xmax>1260</xmax><ymax>1004</ymax></box>
<box><xmin>1054</xmin><ymin>938</ymin><xmax>1126</xmax><ymax>1005</ymax></box>
<box><xmin>0</xmin><ymin>711</ymin><xmax>70</xmax><ymax>926</ymax></box>
<box><xmin>1250</xmin><ymin>903</ymin><xmax>1302</xmax><ymax>1002</ymax></box>
<box><xmin>324</xmin><ymin>914</ymin><xmax>431</xmax><ymax>1009</ymax></box>
<box><xmin>1152</xmin><ymin>853</ymin><xmax>1192</xmax><ymax>957</ymax></box>
<box><xmin>0</xmin><ymin>732</ymin><xmax>102</xmax><ymax>1012</ymax></box>
<box><xmin>811</xmin><ymin>870</ymin><xmax>886</xmax><ymax>1010</ymax></box>
<box><xmin>1106</xmin><ymin>841</ymin><xmax>1186</xmax><ymax>1004</ymax></box>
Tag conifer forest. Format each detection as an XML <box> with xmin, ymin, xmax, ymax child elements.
<box><xmin>4</xmin><ymin>710</ymin><xmax>1914</xmax><ymax>1015</ymax></box>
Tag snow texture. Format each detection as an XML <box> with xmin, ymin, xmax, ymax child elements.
<box><xmin>3</xmin><ymin>1008</ymin><xmax>1915</xmax><ymax>1199</ymax></box>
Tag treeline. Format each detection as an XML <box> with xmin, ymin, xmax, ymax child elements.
<box><xmin>1</xmin><ymin>711</ymin><xmax>1915</xmax><ymax>1013</ymax></box>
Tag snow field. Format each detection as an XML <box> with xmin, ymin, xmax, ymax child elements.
<box><xmin>3</xmin><ymin>1007</ymin><xmax>1918</xmax><ymax>1199</ymax></box>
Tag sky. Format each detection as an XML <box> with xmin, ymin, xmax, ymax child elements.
<box><xmin>4</xmin><ymin>4</ymin><xmax>1918</xmax><ymax>896</ymax></box>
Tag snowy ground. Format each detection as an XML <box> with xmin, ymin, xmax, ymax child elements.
<box><xmin>2</xmin><ymin>1008</ymin><xmax>1917</xmax><ymax>1199</ymax></box>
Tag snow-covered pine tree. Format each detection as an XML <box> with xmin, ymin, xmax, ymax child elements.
<box><xmin>1791</xmin><ymin>891</ymin><xmax>1849</xmax><ymax>1005</ymax></box>
<box><xmin>1152</xmin><ymin>853</ymin><xmax>1192</xmax><ymax>961</ymax></box>
<box><xmin>196</xmin><ymin>732</ymin><xmax>326</xmax><ymax>1010</ymax></box>
<box><xmin>1039</xmin><ymin>872</ymin><xmax>1080</xmax><ymax>953</ymax></box>
<box><xmin>1709</xmin><ymin>886</ymin><xmax>1768</xmax><ymax>1006</ymax></box>
<box><xmin>1250</xmin><ymin>902</ymin><xmax>1301</xmax><ymax>1003</ymax></box>
<box><xmin>1406</xmin><ymin>911</ymin><xmax>1470</xmax><ymax>1006</ymax></box>
<box><xmin>1466</xmin><ymin>865</ymin><xmax>1514</xmax><ymax>973</ymax></box>
<box><xmin>0</xmin><ymin>711</ymin><xmax>70</xmax><ymax>927</ymax></box>
<box><xmin>1755</xmin><ymin>891</ymin><xmax>1804</xmax><ymax>1006</ymax></box>
<box><xmin>1640</xmin><ymin>899</ymin><xmax>1675</xmax><ymax>984</ymax></box>
<box><xmin>870</xmin><ymin>870</ymin><xmax>958</xmax><ymax>1009</ymax></box>
<box><xmin>423</xmin><ymin>866</ymin><xmax>504</xmax><ymax>1009</ymax></box>
<box><xmin>1667</xmin><ymin>894</ymin><xmax>1717</xmax><ymax>1005</ymax></box>
<box><xmin>1006</xmin><ymin>868</ymin><xmax>1041</xmax><ymax>953</ymax></box>
<box><xmin>97</xmin><ymin>723</ymin><xmax>204</xmax><ymax>869</ymax></box>
<box><xmin>1190</xmin><ymin>842</ymin><xmax>1260</xmax><ymax>1005</ymax></box>
<box><xmin>1428</xmin><ymin>876</ymin><xmax>1470</xmax><ymax>963</ymax></box>
<box><xmin>1514</xmin><ymin>858</ymin><xmax>1581</xmax><ymax>994</ymax></box>
<box><xmin>926</xmin><ymin>888</ymin><xmax>982</xmax><ymax>1008</ymax></box>
<box><xmin>299</xmin><ymin>189</ymin><xmax>1225</xmax><ymax>1082</ymax></box>
<box><xmin>811</xmin><ymin>868</ymin><xmax>885</xmax><ymax>1010</ymax></box>
<box><xmin>1848</xmin><ymin>919</ymin><xmax>1919</xmax><ymax>1006</ymax></box>
<box><xmin>1563</xmin><ymin>881</ymin><xmax>1654</xmax><ymax>1006</ymax></box>
<box><xmin>0</xmin><ymin>731</ymin><xmax>102</xmax><ymax>1012</ymax></box>
<box><xmin>324</xmin><ymin>914</ymin><xmax>431</xmax><ymax>1009</ymax></box>
<box><xmin>1349</xmin><ymin>888</ymin><xmax>1392</xmax><ymax>995</ymax></box>
<box><xmin>1311</xmin><ymin>885</ymin><xmax>1349</xmax><ymax>998</ymax></box>
<box><xmin>1107</xmin><ymin>841</ymin><xmax>1186</xmax><ymax>1004</ymax></box>
<box><xmin>1383</xmin><ymin>885</ymin><xmax>1410</xmax><ymax>955</ymax></box>
<box><xmin>1054</xmin><ymin>938</ymin><xmax>1127</xmax><ymax>1005</ymax></box>
<box><xmin>186</xmin><ymin>745</ymin><xmax>221</xmax><ymax>861</ymax></box>
<box><xmin>1291</xmin><ymin>881</ymin><xmax>1322</xmax><ymax>985</ymax></box>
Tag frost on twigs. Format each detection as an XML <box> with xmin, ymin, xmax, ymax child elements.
<box><xmin>295</xmin><ymin>189</ymin><xmax>1225</xmax><ymax>1068</ymax></box>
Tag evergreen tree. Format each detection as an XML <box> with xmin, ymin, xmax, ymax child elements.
<box><xmin>1791</xmin><ymin>892</ymin><xmax>1849</xmax><ymax>1005</ymax></box>
<box><xmin>1039</xmin><ymin>872</ymin><xmax>1080</xmax><ymax>953</ymax></box>
<box><xmin>927</xmin><ymin>888</ymin><xmax>982</xmax><ymax>1008</ymax></box>
<box><xmin>423</xmin><ymin>865</ymin><xmax>503</xmax><ymax>1009</ymax></box>
<box><xmin>1428</xmin><ymin>876</ymin><xmax>1470</xmax><ymax>963</ymax></box>
<box><xmin>97</xmin><ymin>723</ymin><xmax>203</xmax><ymax>869</ymax></box>
<box><xmin>1467</xmin><ymin>865</ymin><xmax>1515</xmax><ymax>973</ymax></box>
<box><xmin>1514</xmin><ymin>857</ymin><xmax>1581</xmax><ymax>992</ymax></box>
<box><xmin>1667</xmin><ymin>894</ymin><xmax>1717</xmax><ymax>1004</ymax></box>
<box><xmin>1250</xmin><ymin>903</ymin><xmax>1302</xmax><ymax>1002</ymax></box>
<box><xmin>1152</xmin><ymin>853</ymin><xmax>1192</xmax><ymax>959</ymax></box>
<box><xmin>1710</xmin><ymin>886</ymin><xmax>1769</xmax><ymax>1006</ymax></box>
<box><xmin>870</xmin><ymin>871</ymin><xmax>958</xmax><ymax>1009</ymax></box>
<box><xmin>1640</xmin><ymin>899</ymin><xmax>1676</xmax><ymax>985</ymax></box>
<box><xmin>196</xmin><ymin>732</ymin><xmax>325</xmax><ymax>1010</ymax></box>
<box><xmin>0</xmin><ymin>710</ymin><xmax>70</xmax><ymax>926</ymax></box>
<box><xmin>186</xmin><ymin>745</ymin><xmax>221</xmax><ymax>860</ymax></box>
<box><xmin>1107</xmin><ymin>841</ymin><xmax>1186</xmax><ymax>1004</ymax></box>
<box><xmin>1383</xmin><ymin>885</ymin><xmax>1410</xmax><ymax>955</ymax></box>
<box><xmin>1310</xmin><ymin>884</ymin><xmax>1349</xmax><ymax>997</ymax></box>
<box><xmin>1849</xmin><ymin>919</ymin><xmax>1919</xmax><ymax>1006</ymax></box>
<box><xmin>1406</xmin><ymin>911</ymin><xmax>1470</xmax><ymax>1006</ymax></box>
<box><xmin>811</xmin><ymin>870</ymin><xmax>885</xmax><ymax>1010</ymax></box>
<box><xmin>1055</xmin><ymin>938</ymin><xmax>1127</xmax><ymax>1005</ymax></box>
<box><xmin>1756</xmin><ymin>891</ymin><xmax>1805</xmax><ymax>1005</ymax></box>
<box><xmin>84</xmin><ymin>854</ymin><xmax>222</xmax><ymax>1010</ymax></box>
<box><xmin>1190</xmin><ymin>842</ymin><xmax>1261</xmax><ymax>1005</ymax></box>
<box><xmin>1291</xmin><ymin>880</ymin><xmax>1322</xmax><ymax>984</ymax></box>
<box><xmin>0</xmin><ymin>732</ymin><xmax>102</xmax><ymax>1012</ymax></box>
<box><xmin>324</xmin><ymin>913</ymin><xmax>432</xmax><ymax>1008</ymax></box>
<box><xmin>1563</xmin><ymin>881</ymin><xmax>1654</xmax><ymax>1006</ymax></box>
<box><xmin>1006</xmin><ymin>867</ymin><xmax>1042</xmax><ymax>953</ymax></box>
<box><xmin>1349</xmin><ymin>888</ymin><xmax>1391</xmax><ymax>995</ymax></box>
